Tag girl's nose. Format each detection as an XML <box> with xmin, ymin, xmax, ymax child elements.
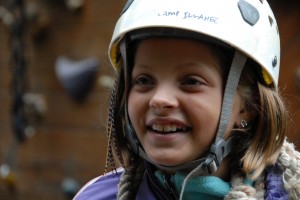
<box><xmin>149</xmin><ymin>86</ymin><xmax>178</xmax><ymax>112</ymax></box>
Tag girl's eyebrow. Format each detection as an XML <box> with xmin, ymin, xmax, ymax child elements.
<box><xmin>133</xmin><ymin>63</ymin><xmax>151</xmax><ymax>68</ymax></box>
<box><xmin>133</xmin><ymin>61</ymin><xmax>221</xmax><ymax>73</ymax></box>
<box><xmin>132</xmin><ymin>64</ymin><xmax>152</xmax><ymax>74</ymax></box>
<box><xmin>176</xmin><ymin>62</ymin><xmax>201</xmax><ymax>68</ymax></box>
<box><xmin>176</xmin><ymin>62</ymin><xmax>217</xmax><ymax>70</ymax></box>
<box><xmin>131</xmin><ymin>64</ymin><xmax>153</xmax><ymax>76</ymax></box>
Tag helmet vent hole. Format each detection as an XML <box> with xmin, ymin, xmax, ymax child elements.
<box><xmin>268</xmin><ymin>16</ymin><xmax>274</xmax><ymax>27</ymax></box>
<box><xmin>259</xmin><ymin>0</ymin><xmax>264</xmax><ymax>4</ymax></box>
<box><xmin>272</xmin><ymin>56</ymin><xmax>278</xmax><ymax>67</ymax></box>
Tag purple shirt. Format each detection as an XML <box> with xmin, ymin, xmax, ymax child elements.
<box><xmin>264</xmin><ymin>163</ymin><xmax>289</xmax><ymax>200</ymax></box>
<box><xmin>74</xmin><ymin>164</ymin><xmax>288</xmax><ymax>200</ymax></box>
<box><xmin>73</xmin><ymin>168</ymin><xmax>157</xmax><ymax>200</ymax></box>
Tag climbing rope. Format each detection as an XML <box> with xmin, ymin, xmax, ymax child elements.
<box><xmin>8</xmin><ymin>0</ymin><xmax>27</xmax><ymax>143</ymax></box>
<box><xmin>0</xmin><ymin>0</ymin><xmax>27</xmax><ymax>191</ymax></box>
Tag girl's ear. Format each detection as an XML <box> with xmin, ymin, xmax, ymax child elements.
<box><xmin>235</xmin><ymin>99</ymin><xmax>255</xmax><ymax>128</ymax></box>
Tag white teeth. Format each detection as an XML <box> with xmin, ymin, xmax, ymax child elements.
<box><xmin>164</xmin><ymin>125</ymin><xmax>172</xmax><ymax>132</ymax></box>
<box><xmin>153</xmin><ymin>124</ymin><xmax>163</xmax><ymax>132</ymax></box>
<box><xmin>151</xmin><ymin>124</ymin><xmax>185</xmax><ymax>132</ymax></box>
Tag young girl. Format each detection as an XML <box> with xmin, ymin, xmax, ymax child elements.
<box><xmin>74</xmin><ymin>0</ymin><xmax>300</xmax><ymax>199</ymax></box>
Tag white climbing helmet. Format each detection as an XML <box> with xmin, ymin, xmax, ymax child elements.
<box><xmin>108</xmin><ymin>0</ymin><xmax>281</xmax><ymax>174</ymax></box>
<box><xmin>109</xmin><ymin>0</ymin><xmax>280</xmax><ymax>87</ymax></box>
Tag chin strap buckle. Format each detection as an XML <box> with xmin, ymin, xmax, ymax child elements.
<box><xmin>203</xmin><ymin>137</ymin><xmax>232</xmax><ymax>174</ymax></box>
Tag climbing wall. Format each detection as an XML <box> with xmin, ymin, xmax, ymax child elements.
<box><xmin>0</xmin><ymin>0</ymin><xmax>124</xmax><ymax>199</ymax></box>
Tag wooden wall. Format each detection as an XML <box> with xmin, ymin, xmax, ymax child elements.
<box><xmin>0</xmin><ymin>0</ymin><xmax>299</xmax><ymax>200</ymax></box>
<box><xmin>0</xmin><ymin>1</ymin><xmax>123</xmax><ymax>199</ymax></box>
<box><xmin>270</xmin><ymin>0</ymin><xmax>300</xmax><ymax>144</ymax></box>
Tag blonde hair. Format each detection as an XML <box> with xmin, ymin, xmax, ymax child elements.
<box><xmin>229</xmin><ymin>62</ymin><xmax>287</xmax><ymax>179</ymax></box>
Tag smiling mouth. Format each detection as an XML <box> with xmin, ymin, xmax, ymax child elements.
<box><xmin>148</xmin><ymin>124</ymin><xmax>191</xmax><ymax>134</ymax></box>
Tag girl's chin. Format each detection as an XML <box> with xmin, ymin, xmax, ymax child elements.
<box><xmin>147</xmin><ymin>153</ymin><xmax>206</xmax><ymax>169</ymax></box>
<box><xmin>149</xmin><ymin>157</ymin><xmax>189</xmax><ymax>167</ymax></box>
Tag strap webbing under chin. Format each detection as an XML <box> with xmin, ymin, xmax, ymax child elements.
<box><xmin>202</xmin><ymin>50</ymin><xmax>247</xmax><ymax>174</ymax></box>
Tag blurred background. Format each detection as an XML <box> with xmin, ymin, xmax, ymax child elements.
<box><xmin>0</xmin><ymin>0</ymin><xmax>299</xmax><ymax>199</ymax></box>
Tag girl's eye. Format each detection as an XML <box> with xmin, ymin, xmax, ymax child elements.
<box><xmin>181</xmin><ymin>76</ymin><xmax>205</xmax><ymax>86</ymax></box>
<box><xmin>134</xmin><ymin>75</ymin><xmax>154</xmax><ymax>86</ymax></box>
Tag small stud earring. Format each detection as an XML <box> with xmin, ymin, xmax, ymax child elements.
<box><xmin>241</xmin><ymin>120</ymin><xmax>248</xmax><ymax>128</ymax></box>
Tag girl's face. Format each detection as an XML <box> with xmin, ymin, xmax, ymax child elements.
<box><xmin>128</xmin><ymin>38</ymin><xmax>238</xmax><ymax>166</ymax></box>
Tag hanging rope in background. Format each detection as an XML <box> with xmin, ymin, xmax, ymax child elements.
<box><xmin>0</xmin><ymin>0</ymin><xmax>28</xmax><ymax>192</ymax></box>
<box><xmin>9</xmin><ymin>0</ymin><xmax>27</xmax><ymax>143</ymax></box>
